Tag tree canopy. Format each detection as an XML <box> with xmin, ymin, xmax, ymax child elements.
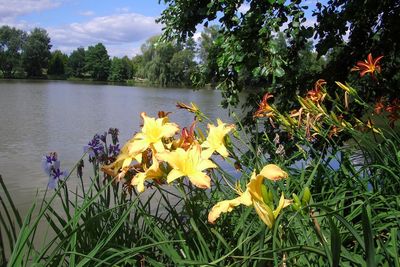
<box><xmin>108</xmin><ymin>56</ymin><xmax>133</xmax><ymax>82</ymax></box>
<box><xmin>158</xmin><ymin>0</ymin><xmax>400</xmax><ymax>111</ymax></box>
<box><xmin>85</xmin><ymin>43</ymin><xmax>111</xmax><ymax>81</ymax></box>
<box><xmin>22</xmin><ymin>28</ymin><xmax>52</xmax><ymax>77</ymax></box>
<box><xmin>0</xmin><ymin>26</ymin><xmax>26</xmax><ymax>78</ymax></box>
<box><xmin>48</xmin><ymin>50</ymin><xmax>67</xmax><ymax>76</ymax></box>
<box><xmin>132</xmin><ymin>35</ymin><xmax>197</xmax><ymax>87</ymax></box>
<box><xmin>67</xmin><ymin>47</ymin><xmax>86</xmax><ymax>78</ymax></box>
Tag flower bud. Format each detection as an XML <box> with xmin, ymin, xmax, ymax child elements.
<box><xmin>261</xmin><ymin>184</ymin><xmax>273</xmax><ymax>205</ymax></box>
<box><xmin>302</xmin><ymin>187</ymin><xmax>311</xmax><ymax>205</ymax></box>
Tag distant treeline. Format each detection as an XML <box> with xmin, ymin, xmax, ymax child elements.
<box><xmin>0</xmin><ymin>25</ymin><xmax>203</xmax><ymax>86</ymax></box>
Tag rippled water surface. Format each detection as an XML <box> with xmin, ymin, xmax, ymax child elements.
<box><xmin>0</xmin><ymin>80</ymin><xmax>232</xmax><ymax>213</ymax></box>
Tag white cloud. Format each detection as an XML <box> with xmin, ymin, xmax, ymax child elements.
<box><xmin>48</xmin><ymin>13</ymin><xmax>163</xmax><ymax>57</ymax></box>
<box><xmin>0</xmin><ymin>0</ymin><xmax>61</xmax><ymax>22</ymax></box>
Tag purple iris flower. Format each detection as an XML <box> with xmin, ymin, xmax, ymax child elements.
<box><xmin>108</xmin><ymin>128</ymin><xmax>119</xmax><ymax>145</ymax></box>
<box><xmin>41</xmin><ymin>152</ymin><xmax>58</xmax><ymax>176</ymax></box>
<box><xmin>108</xmin><ymin>144</ymin><xmax>120</xmax><ymax>158</ymax></box>
<box><xmin>84</xmin><ymin>134</ymin><xmax>105</xmax><ymax>161</ymax></box>
<box><xmin>99</xmin><ymin>131</ymin><xmax>107</xmax><ymax>143</ymax></box>
<box><xmin>42</xmin><ymin>152</ymin><xmax>68</xmax><ymax>189</ymax></box>
<box><xmin>48</xmin><ymin>166</ymin><xmax>68</xmax><ymax>189</ymax></box>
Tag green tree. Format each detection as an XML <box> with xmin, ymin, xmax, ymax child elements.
<box><xmin>85</xmin><ymin>43</ymin><xmax>110</xmax><ymax>81</ymax></box>
<box><xmin>169</xmin><ymin>42</ymin><xmax>196</xmax><ymax>86</ymax></box>
<box><xmin>131</xmin><ymin>54</ymin><xmax>144</xmax><ymax>79</ymax></box>
<box><xmin>159</xmin><ymin>0</ymin><xmax>313</xmax><ymax>108</ymax></box>
<box><xmin>196</xmin><ymin>25</ymin><xmax>222</xmax><ymax>86</ymax></box>
<box><xmin>67</xmin><ymin>47</ymin><xmax>86</xmax><ymax>78</ymax></box>
<box><xmin>108</xmin><ymin>56</ymin><xmax>132</xmax><ymax>82</ymax></box>
<box><xmin>135</xmin><ymin>35</ymin><xmax>197</xmax><ymax>86</ymax></box>
<box><xmin>48</xmin><ymin>50</ymin><xmax>67</xmax><ymax>76</ymax></box>
<box><xmin>0</xmin><ymin>26</ymin><xmax>26</xmax><ymax>78</ymax></box>
<box><xmin>108</xmin><ymin>57</ymin><xmax>123</xmax><ymax>81</ymax></box>
<box><xmin>22</xmin><ymin>28</ymin><xmax>52</xmax><ymax>77</ymax></box>
<box><xmin>121</xmin><ymin>56</ymin><xmax>133</xmax><ymax>80</ymax></box>
<box><xmin>159</xmin><ymin>0</ymin><xmax>399</xmax><ymax>111</ymax></box>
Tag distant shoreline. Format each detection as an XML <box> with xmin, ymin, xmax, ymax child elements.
<box><xmin>0</xmin><ymin>77</ymin><xmax>214</xmax><ymax>90</ymax></box>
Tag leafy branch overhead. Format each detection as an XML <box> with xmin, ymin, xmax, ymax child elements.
<box><xmin>158</xmin><ymin>0</ymin><xmax>400</xmax><ymax>113</ymax></box>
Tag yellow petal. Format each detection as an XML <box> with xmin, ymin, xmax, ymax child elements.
<box><xmin>208</xmin><ymin>193</ymin><xmax>251</xmax><ymax>224</ymax></box>
<box><xmin>152</xmin><ymin>140</ymin><xmax>165</xmax><ymax>153</ymax></box>
<box><xmin>273</xmin><ymin>193</ymin><xmax>292</xmax><ymax>218</ymax></box>
<box><xmin>132</xmin><ymin>172</ymin><xmax>146</xmax><ymax>193</ymax></box>
<box><xmin>161</xmin><ymin>122</ymin><xmax>180</xmax><ymax>137</ymax></box>
<box><xmin>134</xmin><ymin>153</ymin><xmax>142</xmax><ymax>163</ymax></box>
<box><xmin>208</xmin><ymin>199</ymin><xmax>239</xmax><ymax>224</ymax></box>
<box><xmin>166</xmin><ymin>169</ymin><xmax>184</xmax><ymax>183</ymax></box>
<box><xmin>122</xmin><ymin>157</ymin><xmax>132</xmax><ymax>168</ymax></box>
<box><xmin>128</xmin><ymin>139</ymin><xmax>147</xmax><ymax>155</ymax></box>
<box><xmin>239</xmin><ymin>189</ymin><xmax>253</xmax><ymax>206</ymax></box>
<box><xmin>247</xmin><ymin>172</ymin><xmax>265</xmax><ymax>202</ymax></box>
<box><xmin>260</xmin><ymin>164</ymin><xmax>288</xmax><ymax>181</ymax></box>
<box><xmin>188</xmin><ymin>172</ymin><xmax>211</xmax><ymax>189</ymax></box>
<box><xmin>146</xmin><ymin>158</ymin><xmax>163</xmax><ymax>178</ymax></box>
<box><xmin>216</xmin><ymin>145</ymin><xmax>229</xmax><ymax>158</ymax></box>
<box><xmin>201</xmin><ymin>119</ymin><xmax>234</xmax><ymax>158</ymax></box>
<box><xmin>197</xmin><ymin>158</ymin><xmax>217</xmax><ymax>170</ymax></box>
<box><xmin>253</xmin><ymin>199</ymin><xmax>275</xmax><ymax>229</ymax></box>
<box><xmin>201</xmin><ymin>147</ymin><xmax>213</xmax><ymax>159</ymax></box>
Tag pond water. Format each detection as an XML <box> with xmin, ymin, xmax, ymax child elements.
<box><xmin>0</xmin><ymin>80</ymin><xmax>236</xmax><ymax>214</ymax></box>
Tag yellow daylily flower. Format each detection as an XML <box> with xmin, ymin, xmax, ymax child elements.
<box><xmin>208</xmin><ymin>165</ymin><xmax>291</xmax><ymax>228</ymax></box>
<box><xmin>129</xmin><ymin>112</ymin><xmax>179</xmax><ymax>155</ymax></box>
<box><xmin>252</xmin><ymin>192</ymin><xmax>292</xmax><ymax>228</ymax></box>
<box><xmin>208</xmin><ymin>186</ymin><xmax>252</xmax><ymax>224</ymax></box>
<box><xmin>201</xmin><ymin>119</ymin><xmax>235</xmax><ymax>158</ymax></box>
<box><xmin>259</xmin><ymin>164</ymin><xmax>289</xmax><ymax>181</ymax></box>
<box><xmin>101</xmin><ymin>140</ymin><xmax>142</xmax><ymax>176</ymax></box>
<box><xmin>157</xmin><ymin>144</ymin><xmax>217</xmax><ymax>189</ymax></box>
<box><xmin>131</xmin><ymin>156</ymin><xmax>164</xmax><ymax>193</ymax></box>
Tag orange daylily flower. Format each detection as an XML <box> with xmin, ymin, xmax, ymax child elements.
<box><xmin>351</xmin><ymin>53</ymin><xmax>383</xmax><ymax>80</ymax></box>
<box><xmin>388</xmin><ymin>112</ymin><xmax>400</xmax><ymax>129</ymax></box>
<box><xmin>254</xmin><ymin>93</ymin><xmax>274</xmax><ymax>118</ymax></box>
<box><xmin>177</xmin><ymin>121</ymin><xmax>197</xmax><ymax>150</ymax></box>
<box><xmin>385</xmin><ymin>98</ymin><xmax>400</xmax><ymax>114</ymax></box>
<box><xmin>306</xmin><ymin>79</ymin><xmax>326</xmax><ymax>104</ymax></box>
<box><xmin>373</xmin><ymin>97</ymin><xmax>386</xmax><ymax>115</ymax></box>
<box><xmin>385</xmin><ymin>99</ymin><xmax>400</xmax><ymax>128</ymax></box>
<box><xmin>328</xmin><ymin>125</ymin><xmax>342</xmax><ymax>139</ymax></box>
<box><xmin>289</xmin><ymin>108</ymin><xmax>303</xmax><ymax>127</ymax></box>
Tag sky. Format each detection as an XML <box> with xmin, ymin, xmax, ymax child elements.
<box><xmin>0</xmin><ymin>0</ymin><xmax>167</xmax><ymax>57</ymax></box>
<box><xmin>0</xmin><ymin>0</ymin><xmax>320</xmax><ymax>58</ymax></box>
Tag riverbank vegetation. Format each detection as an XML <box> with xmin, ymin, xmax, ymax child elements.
<box><xmin>1</xmin><ymin>0</ymin><xmax>399</xmax><ymax>266</ymax></box>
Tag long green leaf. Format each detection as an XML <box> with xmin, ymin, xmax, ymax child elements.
<box><xmin>362</xmin><ymin>205</ymin><xmax>376</xmax><ymax>267</ymax></box>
